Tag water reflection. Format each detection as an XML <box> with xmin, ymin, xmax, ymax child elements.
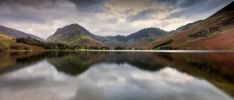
<box><xmin>0</xmin><ymin>51</ymin><xmax>233</xmax><ymax>100</ymax></box>
<box><xmin>0</xmin><ymin>60</ymin><xmax>76</xmax><ymax>100</ymax></box>
<box><xmin>73</xmin><ymin>63</ymin><xmax>231</xmax><ymax>100</ymax></box>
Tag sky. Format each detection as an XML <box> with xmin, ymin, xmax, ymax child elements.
<box><xmin>0</xmin><ymin>0</ymin><xmax>233</xmax><ymax>39</ymax></box>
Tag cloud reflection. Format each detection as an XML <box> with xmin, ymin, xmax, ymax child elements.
<box><xmin>0</xmin><ymin>60</ymin><xmax>76</xmax><ymax>100</ymax></box>
<box><xmin>73</xmin><ymin>63</ymin><xmax>232</xmax><ymax>100</ymax></box>
<box><xmin>0</xmin><ymin>61</ymin><xmax>232</xmax><ymax>100</ymax></box>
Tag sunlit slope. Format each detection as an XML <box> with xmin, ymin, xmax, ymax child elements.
<box><xmin>0</xmin><ymin>33</ymin><xmax>14</xmax><ymax>50</ymax></box>
<box><xmin>0</xmin><ymin>32</ymin><xmax>44</xmax><ymax>51</ymax></box>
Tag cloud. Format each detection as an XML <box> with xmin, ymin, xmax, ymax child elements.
<box><xmin>0</xmin><ymin>0</ymin><xmax>60</xmax><ymax>8</ymax></box>
<box><xmin>128</xmin><ymin>9</ymin><xmax>154</xmax><ymax>21</ymax></box>
<box><xmin>0</xmin><ymin>0</ymin><xmax>233</xmax><ymax>39</ymax></box>
<box><xmin>158</xmin><ymin>0</ymin><xmax>202</xmax><ymax>7</ymax></box>
<box><xmin>69</xmin><ymin>0</ymin><xmax>105</xmax><ymax>12</ymax></box>
<box><xmin>164</xmin><ymin>0</ymin><xmax>233</xmax><ymax>19</ymax></box>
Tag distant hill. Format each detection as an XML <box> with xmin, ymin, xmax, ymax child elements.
<box><xmin>106</xmin><ymin>28</ymin><xmax>166</xmax><ymax>40</ymax></box>
<box><xmin>146</xmin><ymin>1</ymin><xmax>234</xmax><ymax>50</ymax></box>
<box><xmin>127</xmin><ymin>28</ymin><xmax>167</xmax><ymax>40</ymax></box>
<box><xmin>95</xmin><ymin>27</ymin><xmax>167</xmax><ymax>48</ymax></box>
<box><xmin>47</xmin><ymin>24</ymin><xmax>104</xmax><ymax>48</ymax></box>
<box><xmin>0</xmin><ymin>25</ymin><xmax>43</xmax><ymax>41</ymax></box>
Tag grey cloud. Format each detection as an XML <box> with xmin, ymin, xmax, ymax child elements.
<box><xmin>127</xmin><ymin>9</ymin><xmax>155</xmax><ymax>21</ymax></box>
<box><xmin>160</xmin><ymin>0</ymin><xmax>202</xmax><ymax>7</ymax></box>
<box><xmin>178</xmin><ymin>0</ymin><xmax>203</xmax><ymax>7</ymax></box>
<box><xmin>0</xmin><ymin>0</ymin><xmax>60</xmax><ymax>8</ymax></box>
<box><xmin>0</xmin><ymin>5</ymin><xmax>45</xmax><ymax>23</ymax></box>
<box><xmin>164</xmin><ymin>0</ymin><xmax>233</xmax><ymax>19</ymax></box>
<box><xmin>0</xmin><ymin>0</ymin><xmax>106</xmax><ymax>12</ymax></box>
<box><xmin>69</xmin><ymin>0</ymin><xmax>106</xmax><ymax>12</ymax></box>
<box><xmin>69</xmin><ymin>0</ymin><xmax>104</xmax><ymax>6</ymax></box>
<box><xmin>156</xmin><ymin>0</ymin><xmax>207</xmax><ymax>8</ymax></box>
<box><xmin>0</xmin><ymin>12</ymin><xmax>45</xmax><ymax>23</ymax></box>
<box><xmin>0</xmin><ymin>0</ymin><xmax>233</xmax><ymax>39</ymax></box>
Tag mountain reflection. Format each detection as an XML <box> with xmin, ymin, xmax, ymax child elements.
<box><xmin>47</xmin><ymin>52</ymin><xmax>166</xmax><ymax>75</ymax></box>
<box><xmin>0</xmin><ymin>51</ymin><xmax>233</xmax><ymax>100</ymax></box>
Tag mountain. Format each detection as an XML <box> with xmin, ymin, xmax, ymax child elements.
<box><xmin>126</xmin><ymin>27</ymin><xmax>167</xmax><ymax>40</ymax></box>
<box><xmin>48</xmin><ymin>24</ymin><xmax>167</xmax><ymax>48</ymax></box>
<box><xmin>0</xmin><ymin>25</ymin><xmax>43</xmax><ymax>41</ymax></box>
<box><xmin>47</xmin><ymin>24</ymin><xmax>104</xmax><ymax>47</ymax></box>
<box><xmin>146</xmin><ymin>1</ymin><xmax>234</xmax><ymax>50</ymax></box>
<box><xmin>100</xmin><ymin>28</ymin><xmax>167</xmax><ymax>48</ymax></box>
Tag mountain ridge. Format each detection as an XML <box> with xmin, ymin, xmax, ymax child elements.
<box><xmin>47</xmin><ymin>24</ymin><xmax>168</xmax><ymax>48</ymax></box>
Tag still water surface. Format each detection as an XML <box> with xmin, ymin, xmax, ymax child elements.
<box><xmin>0</xmin><ymin>51</ymin><xmax>233</xmax><ymax>100</ymax></box>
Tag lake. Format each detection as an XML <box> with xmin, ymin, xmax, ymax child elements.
<box><xmin>0</xmin><ymin>51</ymin><xmax>233</xmax><ymax>100</ymax></box>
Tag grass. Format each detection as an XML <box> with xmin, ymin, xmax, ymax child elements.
<box><xmin>0</xmin><ymin>33</ymin><xmax>14</xmax><ymax>49</ymax></box>
<box><xmin>68</xmin><ymin>33</ymin><xmax>89</xmax><ymax>45</ymax></box>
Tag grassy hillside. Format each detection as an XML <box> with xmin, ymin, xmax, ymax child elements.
<box><xmin>0</xmin><ymin>32</ymin><xmax>45</xmax><ymax>51</ymax></box>
<box><xmin>51</xmin><ymin>33</ymin><xmax>103</xmax><ymax>48</ymax></box>
<box><xmin>47</xmin><ymin>24</ymin><xmax>104</xmax><ymax>48</ymax></box>
<box><xmin>0</xmin><ymin>33</ymin><xmax>14</xmax><ymax>50</ymax></box>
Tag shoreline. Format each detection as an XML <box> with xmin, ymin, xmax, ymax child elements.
<box><xmin>3</xmin><ymin>49</ymin><xmax>234</xmax><ymax>53</ymax></box>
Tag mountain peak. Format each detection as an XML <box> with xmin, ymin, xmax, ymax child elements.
<box><xmin>53</xmin><ymin>23</ymin><xmax>92</xmax><ymax>36</ymax></box>
<box><xmin>47</xmin><ymin>23</ymin><xmax>104</xmax><ymax>47</ymax></box>
<box><xmin>66</xmin><ymin>23</ymin><xmax>82</xmax><ymax>28</ymax></box>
